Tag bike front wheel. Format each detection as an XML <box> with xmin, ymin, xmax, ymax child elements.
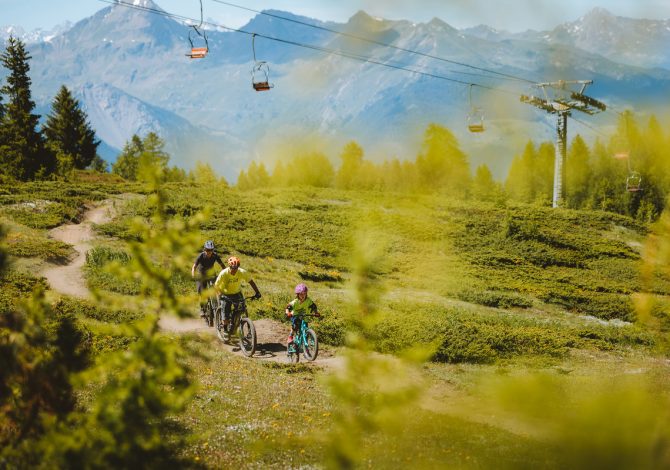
<box><xmin>302</xmin><ymin>329</ymin><xmax>318</xmax><ymax>361</ymax></box>
<box><xmin>287</xmin><ymin>342</ymin><xmax>300</xmax><ymax>364</ymax></box>
<box><xmin>239</xmin><ymin>318</ymin><xmax>256</xmax><ymax>357</ymax></box>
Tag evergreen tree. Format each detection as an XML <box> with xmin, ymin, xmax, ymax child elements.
<box><xmin>246</xmin><ymin>161</ymin><xmax>270</xmax><ymax>188</ymax></box>
<box><xmin>190</xmin><ymin>161</ymin><xmax>222</xmax><ymax>185</ymax></box>
<box><xmin>0</xmin><ymin>36</ymin><xmax>55</xmax><ymax>179</ymax></box>
<box><xmin>112</xmin><ymin>135</ymin><xmax>144</xmax><ymax>181</ymax></box>
<box><xmin>336</xmin><ymin>141</ymin><xmax>364</xmax><ymax>190</ymax></box>
<box><xmin>534</xmin><ymin>142</ymin><xmax>554</xmax><ymax>204</ymax></box>
<box><xmin>285</xmin><ymin>152</ymin><xmax>335</xmax><ymax>188</ymax></box>
<box><xmin>90</xmin><ymin>155</ymin><xmax>109</xmax><ymax>173</ymax></box>
<box><xmin>236</xmin><ymin>169</ymin><xmax>250</xmax><ymax>189</ymax></box>
<box><xmin>565</xmin><ymin>135</ymin><xmax>592</xmax><ymax>208</ymax></box>
<box><xmin>416</xmin><ymin>124</ymin><xmax>470</xmax><ymax>195</ymax></box>
<box><xmin>112</xmin><ymin>133</ymin><xmax>185</xmax><ymax>182</ymax></box>
<box><xmin>43</xmin><ymin>85</ymin><xmax>100</xmax><ymax>170</ymax></box>
<box><xmin>137</xmin><ymin>132</ymin><xmax>169</xmax><ymax>179</ymax></box>
<box><xmin>505</xmin><ymin>141</ymin><xmax>536</xmax><ymax>202</ymax></box>
<box><xmin>270</xmin><ymin>160</ymin><xmax>288</xmax><ymax>187</ymax></box>
<box><xmin>472</xmin><ymin>164</ymin><xmax>502</xmax><ymax>202</ymax></box>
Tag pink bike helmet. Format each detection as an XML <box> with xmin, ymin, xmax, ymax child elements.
<box><xmin>295</xmin><ymin>283</ymin><xmax>308</xmax><ymax>295</ymax></box>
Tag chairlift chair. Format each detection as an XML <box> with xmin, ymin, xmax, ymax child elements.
<box><xmin>252</xmin><ymin>61</ymin><xmax>273</xmax><ymax>91</ymax></box>
<box><xmin>467</xmin><ymin>111</ymin><xmax>485</xmax><ymax>133</ymax></box>
<box><xmin>186</xmin><ymin>25</ymin><xmax>208</xmax><ymax>59</ymax></box>
<box><xmin>251</xmin><ymin>34</ymin><xmax>273</xmax><ymax>91</ymax></box>
<box><xmin>613</xmin><ymin>151</ymin><xmax>630</xmax><ymax>160</ymax></box>
<box><xmin>626</xmin><ymin>172</ymin><xmax>642</xmax><ymax>192</ymax></box>
<box><xmin>467</xmin><ymin>84</ymin><xmax>485</xmax><ymax>133</ymax></box>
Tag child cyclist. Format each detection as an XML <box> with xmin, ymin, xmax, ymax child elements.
<box><xmin>285</xmin><ymin>283</ymin><xmax>320</xmax><ymax>346</ymax></box>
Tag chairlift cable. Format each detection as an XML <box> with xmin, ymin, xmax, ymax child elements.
<box><xmin>103</xmin><ymin>0</ymin><xmax>623</xmax><ymax>141</ymax></box>
<box><xmin>210</xmin><ymin>0</ymin><xmax>536</xmax><ymax>84</ymax></box>
<box><xmin>100</xmin><ymin>0</ymin><xmax>521</xmax><ymax>96</ymax></box>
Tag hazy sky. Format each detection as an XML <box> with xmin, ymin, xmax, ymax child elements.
<box><xmin>1</xmin><ymin>0</ymin><xmax>669</xmax><ymax>32</ymax></box>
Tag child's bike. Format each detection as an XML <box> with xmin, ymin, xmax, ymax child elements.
<box><xmin>287</xmin><ymin>313</ymin><xmax>319</xmax><ymax>363</ymax></box>
<box><xmin>215</xmin><ymin>295</ymin><xmax>257</xmax><ymax>357</ymax></box>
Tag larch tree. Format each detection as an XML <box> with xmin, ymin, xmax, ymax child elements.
<box><xmin>43</xmin><ymin>85</ymin><xmax>100</xmax><ymax>170</ymax></box>
<box><xmin>112</xmin><ymin>135</ymin><xmax>144</xmax><ymax>181</ymax></box>
<box><xmin>416</xmin><ymin>124</ymin><xmax>471</xmax><ymax>195</ymax></box>
<box><xmin>336</xmin><ymin>141</ymin><xmax>364</xmax><ymax>190</ymax></box>
<box><xmin>472</xmin><ymin>164</ymin><xmax>500</xmax><ymax>202</ymax></box>
<box><xmin>0</xmin><ymin>36</ymin><xmax>55</xmax><ymax>179</ymax></box>
<box><xmin>565</xmin><ymin>134</ymin><xmax>592</xmax><ymax>209</ymax></box>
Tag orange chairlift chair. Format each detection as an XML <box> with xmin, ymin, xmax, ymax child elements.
<box><xmin>186</xmin><ymin>0</ymin><xmax>208</xmax><ymax>59</ymax></box>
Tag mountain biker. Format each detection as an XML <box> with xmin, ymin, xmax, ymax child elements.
<box><xmin>214</xmin><ymin>256</ymin><xmax>261</xmax><ymax>330</ymax></box>
<box><xmin>191</xmin><ymin>240</ymin><xmax>225</xmax><ymax>318</ymax></box>
<box><xmin>285</xmin><ymin>283</ymin><xmax>320</xmax><ymax>346</ymax></box>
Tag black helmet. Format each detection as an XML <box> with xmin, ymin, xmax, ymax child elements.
<box><xmin>204</xmin><ymin>240</ymin><xmax>215</xmax><ymax>250</ymax></box>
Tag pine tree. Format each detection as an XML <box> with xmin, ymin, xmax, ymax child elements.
<box><xmin>0</xmin><ymin>36</ymin><xmax>55</xmax><ymax>179</ymax></box>
<box><xmin>43</xmin><ymin>85</ymin><xmax>100</xmax><ymax>170</ymax></box>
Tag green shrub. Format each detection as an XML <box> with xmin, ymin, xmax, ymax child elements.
<box><xmin>53</xmin><ymin>297</ymin><xmax>142</xmax><ymax>324</ymax></box>
<box><xmin>85</xmin><ymin>246</ymin><xmax>131</xmax><ymax>267</ymax></box>
<box><xmin>298</xmin><ymin>267</ymin><xmax>344</xmax><ymax>283</ymax></box>
<box><xmin>457</xmin><ymin>289</ymin><xmax>533</xmax><ymax>309</ymax></box>
<box><xmin>5</xmin><ymin>231</ymin><xmax>74</xmax><ymax>262</ymax></box>
<box><xmin>0</xmin><ymin>271</ymin><xmax>48</xmax><ymax>309</ymax></box>
<box><xmin>84</xmin><ymin>246</ymin><xmax>140</xmax><ymax>295</ymax></box>
<box><xmin>539</xmin><ymin>290</ymin><xmax>635</xmax><ymax>321</ymax></box>
<box><xmin>369</xmin><ymin>306</ymin><xmax>573</xmax><ymax>364</ymax></box>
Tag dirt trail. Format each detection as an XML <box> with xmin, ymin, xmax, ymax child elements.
<box><xmin>161</xmin><ymin>315</ymin><xmax>343</xmax><ymax>368</ymax></box>
<box><xmin>41</xmin><ymin>199</ymin><xmax>339</xmax><ymax>367</ymax></box>
<box><xmin>41</xmin><ymin>200</ymin><xmax>117</xmax><ymax>299</ymax></box>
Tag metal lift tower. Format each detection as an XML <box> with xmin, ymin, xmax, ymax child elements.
<box><xmin>520</xmin><ymin>80</ymin><xmax>606</xmax><ymax>208</ymax></box>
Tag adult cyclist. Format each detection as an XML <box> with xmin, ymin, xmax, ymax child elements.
<box><xmin>214</xmin><ymin>256</ymin><xmax>261</xmax><ymax>331</ymax></box>
<box><xmin>191</xmin><ymin>240</ymin><xmax>225</xmax><ymax>319</ymax></box>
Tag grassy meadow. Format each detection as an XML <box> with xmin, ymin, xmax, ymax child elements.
<box><xmin>2</xmin><ymin>179</ymin><xmax>670</xmax><ymax>468</ymax></box>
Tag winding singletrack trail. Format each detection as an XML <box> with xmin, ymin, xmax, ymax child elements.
<box><xmin>41</xmin><ymin>200</ymin><xmax>116</xmax><ymax>299</ymax></box>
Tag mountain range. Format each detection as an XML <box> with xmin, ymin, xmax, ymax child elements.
<box><xmin>1</xmin><ymin>1</ymin><xmax>669</xmax><ymax>180</ymax></box>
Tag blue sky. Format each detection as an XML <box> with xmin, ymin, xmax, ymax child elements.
<box><xmin>2</xmin><ymin>0</ymin><xmax>669</xmax><ymax>31</ymax></box>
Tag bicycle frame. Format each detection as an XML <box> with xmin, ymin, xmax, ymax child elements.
<box><xmin>293</xmin><ymin>316</ymin><xmax>311</xmax><ymax>352</ymax></box>
<box><xmin>221</xmin><ymin>296</ymin><xmax>251</xmax><ymax>331</ymax></box>
<box><xmin>288</xmin><ymin>314</ymin><xmax>318</xmax><ymax>362</ymax></box>
<box><xmin>215</xmin><ymin>295</ymin><xmax>257</xmax><ymax>356</ymax></box>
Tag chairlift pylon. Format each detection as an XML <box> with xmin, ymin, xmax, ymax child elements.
<box><xmin>185</xmin><ymin>0</ymin><xmax>208</xmax><ymax>59</ymax></box>
<box><xmin>467</xmin><ymin>84</ymin><xmax>484</xmax><ymax>133</ymax></box>
<box><xmin>251</xmin><ymin>34</ymin><xmax>273</xmax><ymax>91</ymax></box>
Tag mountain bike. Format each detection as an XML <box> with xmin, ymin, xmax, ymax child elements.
<box><xmin>287</xmin><ymin>313</ymin><xmax>319</xmax><ymax>363</ymax></box>
<box><xmin>215</xmin><ymin>295</ymin><xmax>257</xmax><ymax>357</ymax></box>
<box><xmin>201</xmin><ymin>279</ymin><xmax>218</xmax><ymax>328</ymax></box>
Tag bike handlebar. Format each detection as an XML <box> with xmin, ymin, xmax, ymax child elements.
<box><xmin>218</xmin><ymin>294</ymin><xmax>259</xmax><ymax>302</ymax></box>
